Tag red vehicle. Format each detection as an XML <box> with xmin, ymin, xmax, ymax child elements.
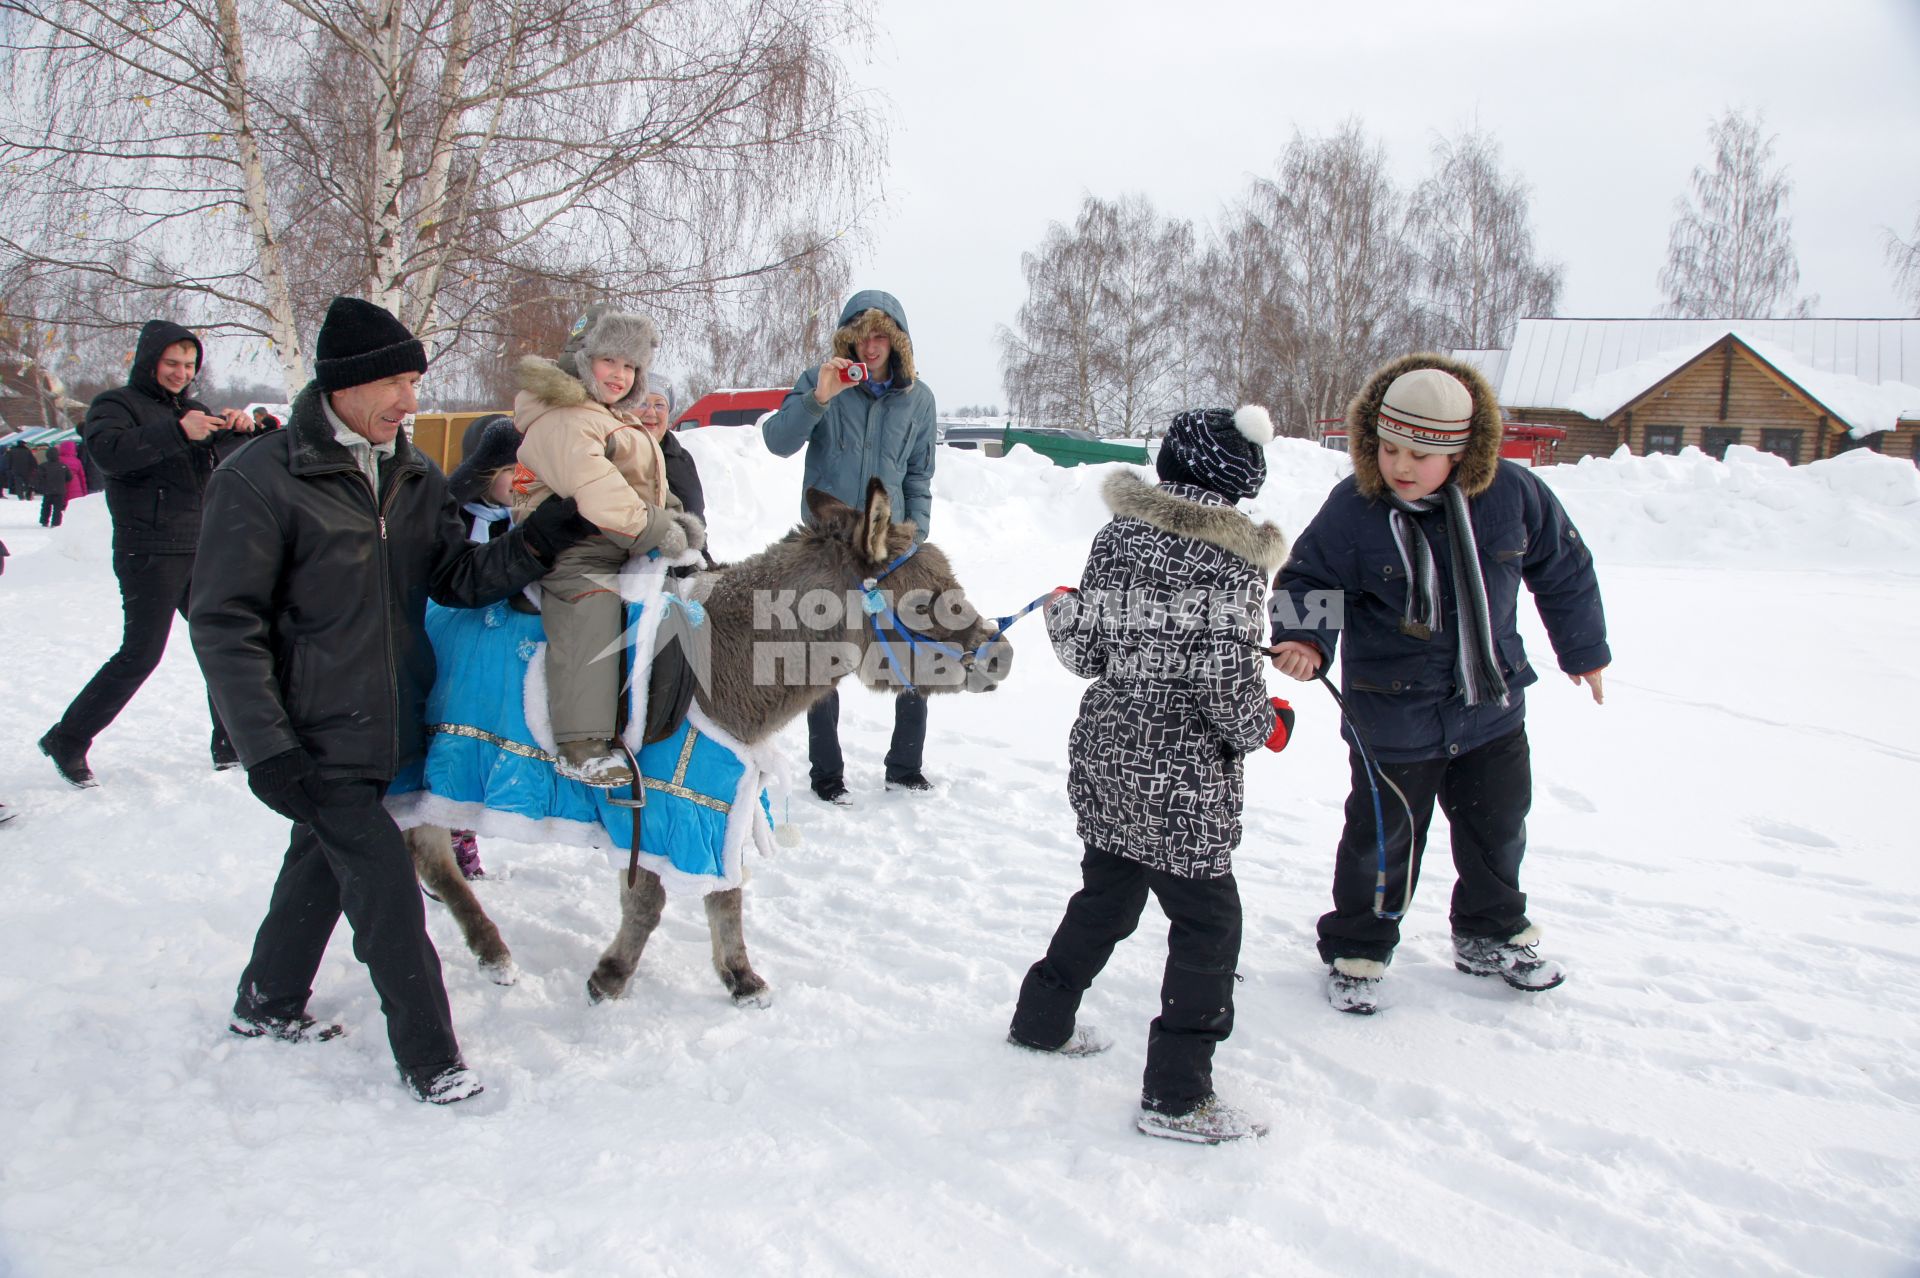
<box><xmin>1318</xmin><ymin>421</ymin><xmax>1566</xmax><ymax>467</ymax></box>
<box><xmin>674</xmin><ymin>387</ymin><xmax>788</xmax><ymax>431</ymax></box>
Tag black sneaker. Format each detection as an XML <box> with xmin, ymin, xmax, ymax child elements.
<box><xmin>38</xmin><ymin>728</ymin><xmax>96</xmax><ymax>789</ymax></box>
<box><xmin>885</xmin><ymin>771</ymin><xmax>934</xmax><ymax>792</ymax></box>
<box><xmin>404</xmin><ymin>1062</ymin><xmax>484</xmax><ymax>1105</ymax></box>
<box><xmin>229</xmin><ymin>1013</ymin><xmax>345</xmax><ymax>1043</ymax></box>
<box><xmin>811</xmin><ymin>776</ymin><xmax>852</xmax><ymax>806</ymax></box>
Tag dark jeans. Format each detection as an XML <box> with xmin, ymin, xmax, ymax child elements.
<box><xmin>39</xmin><ymin>496</ymin><xmax>65</xmax><ymax>526</ymax></box>
<box><xmin>234</xmin><ymin>779</ymin><xmax>460</xmax><ymax>1073</ymax></box>
<box><xmin>53</xmin><ymin>550</ymin><xmax>229</xmax><ymax>754</ymax></box>
<box><xmin>807</xmin><ymin>686</ymin><xmax>928</xmax><ymax>784</ymax></box>
<box><xmin>1316</xmin><ymin>726</ymin><xmax>1533</xmax><ymax>966</ymax></box>
<box><xmin>1010</xmin><ymin>844</ymin><xmax>1242</xmax><ymax>1116</ymax></box>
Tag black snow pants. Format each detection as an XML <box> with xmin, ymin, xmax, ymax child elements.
<box><xmin>1010</xmin><ymin>843</ymin><xmax>1241</xmax><ymax>1117</ymax></box>
<box><xmin>52</xmin><ymin>550</ymin><xmax>230</xmax><ymax>756</ymax></box>
<box><xmin>233</xmin><ymin>779</ymin><xmax>461</xmax><ymax>1075</ymax></box>
<box><xmin>807</xmin><ymin>685</ymin><xmax>928</xmax><ymax>785</ymax></box>
<box><xmin>1316</xmin><ymin>725</ymin><xmax>1533</xmax><ymax>966</ymax></box>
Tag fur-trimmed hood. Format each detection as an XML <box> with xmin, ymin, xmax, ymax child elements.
<box><xmin>515</xmin><ymin>355</ymin><xmax>603</xmax><ymax>417</ymax></box>
<box><xmin>1103</xmin><ymin>469</ymin><xmax>1287</xmax><ymax>574</ymax></box>
<box><xmin>831</xmin><ymin>289</ymin><xmax>916</xmax><ymax>387</ymax></box>
<box><xmin>1347</xmin><ymin>351</ymin><xmax>1503</xmax><ymax>500</ymax></box>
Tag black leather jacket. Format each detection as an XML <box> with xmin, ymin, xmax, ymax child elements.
<box><xmin>190</xmin><ymin>382</ymin><xmax>551</xmax><ymax>781</ymax></box>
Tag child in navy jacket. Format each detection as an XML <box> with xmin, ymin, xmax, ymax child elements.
<box><xmin>1268</xmin><ymin>354</ymin><xmax>1609</xmax><ymax>1014</ymax></box>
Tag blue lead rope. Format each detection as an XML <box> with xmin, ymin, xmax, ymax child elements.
<box><xmin>856</xmin><ymin>545</ymin><xmax>1059</xmax><ymax>695</ymax></box>
<box><xmin>1312</xmin><ymin>672</ymin><xmax>1416</xmax><ymax>920</ymax></box>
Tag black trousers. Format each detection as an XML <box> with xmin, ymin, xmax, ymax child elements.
<box><xmin>234</xmin><ymin>779</ymin><xmax>459</xmax><ymax>1074</ymax></box>
<box><xmin>806</xmin><ymin>686</ymin><xmax>927</xmax><ymax>784</ymax></box>
<box><xmin>1316</xmin><ymin>725</ymin><xmax>1533</xmax><ymax>966</ymax></box>
<box><xmin>54</xmin><ymin>550</ymin><xmax>229</xmax><ymax>753</ymax></box>
<box><xmin>1010</xmin><ymin>844</ymin><xmax>1242</xmax><ymax>1116</ymax></box>
<box><xmin>39</xmin><ymin>496</ymin><xmax>65</xmax><ymax>526</ymax></box>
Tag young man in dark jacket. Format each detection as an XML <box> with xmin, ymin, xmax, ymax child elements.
<box><xmin>1268</xmin><ymin>354</ymin><xmax>1610</xmax><ymax>1015</ymax></box>
<box><xmin>189</xmin><ymin>296</ymin><xmax>596</xmax><ymax>1104</ymax></box>
<box><xmin>7</xmin><ymin>441</ymin><xmax>36</xmax><ymax>499</ymax></box>
<box><xmin>761</xmin><ymin>289</ymin><xmax>939</xmax><ymax>804</ymax></box>
<box><xmin>38</xmin><ymin>320</ymin><xmax>256</xmax><ymax>787</ymax></box>
<box><xmin>33</xmin><ymin>448</ymin><xmax>72</xmax><ymax>526</ymax></box>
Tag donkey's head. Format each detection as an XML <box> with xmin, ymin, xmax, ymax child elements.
<box><xmin>803</xmin><ymin>480</ymin><xmax>1014</xmax><ymax>697</ymax></box>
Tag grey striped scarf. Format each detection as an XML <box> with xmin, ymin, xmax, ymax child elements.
<box><xmin>1386</xmin><ymin>483</ymin><xmax>1509</xmax><ymax>708</ymax></box>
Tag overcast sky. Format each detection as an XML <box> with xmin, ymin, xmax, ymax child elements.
<box><xmin>833</xmin><ymin>0</ymin><xmax>1920</xmax><ymax>411</ymax></box>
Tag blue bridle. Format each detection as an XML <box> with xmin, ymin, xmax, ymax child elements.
<box><xmin>856</xmin><ymin>543</ymin><xmax>1053</xmax><ymax>694</ymax></box>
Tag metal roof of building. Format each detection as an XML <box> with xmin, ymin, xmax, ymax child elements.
<box><xmin>1484</xmin><ymin>318</ymin><xmax>1920</xmax><ymax>435</ymax></box>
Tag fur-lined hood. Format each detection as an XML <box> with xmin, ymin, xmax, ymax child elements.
<box><xmin>515</xmin><ymin>355</ymin><xmax>613</xmax><ymax>420</ymax></box>
<box><xmin>1103</xmin><ymin>470</ymin><xmax>1287</xmax><ymax>574</ymax></box>
<box><xmin>831</xmin><ymin>289</ymin><xmax>916</xmax><ymax>387</ymax></box>
<box><xmin>1347</xmin><ymin>351</ymin><xmax>1503</xmax><ymax>500</ymax></box>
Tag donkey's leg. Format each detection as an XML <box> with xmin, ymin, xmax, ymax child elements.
<box><xmin>704</xmin><ymin>887</ymin><xmax>771</xmax><ymax>1008</ymax></box>
<box><xmin>405</xmin><ymin>824</ymin><xmax>516</xmax><ymax>985</ymax></box>
<box><xmin>587</xmin><ymin>868</ymin><xmax>667</xmax><ymax>1004</ymax></box>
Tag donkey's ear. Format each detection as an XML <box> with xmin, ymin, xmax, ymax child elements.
<box><xmin>861</xmin><ymin>477</ymin><xmax>892</xmax><ymax>563</ymax></box>
<box><xmin>805</xmin><ymin>487</ymin><xmax>854</xmax><ymax>525</ymax></box>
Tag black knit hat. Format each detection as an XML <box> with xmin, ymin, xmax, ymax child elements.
<box><xmin>313</xmin><ymin>297</ymin><xmax>429</xmax><ymax>392</ymax></box>
<box><xmin>1157</xmin><ymin>405</ymin><xmax>1274</xmax><ymax>501</ymax></box>
<box><xmin>448</xmin><ymin>415</ymin><xmax>520</xmax><ymax>504</ymax></box>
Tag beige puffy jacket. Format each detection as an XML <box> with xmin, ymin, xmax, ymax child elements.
<box><xmin>510</xmin><ymin>356</ymin><xmax>677</xmax><ymax>542</ymax></box>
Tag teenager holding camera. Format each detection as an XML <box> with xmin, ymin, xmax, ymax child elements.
<box><xmin>762</xmin><ymin>289</ymin><xmax>938</xmax><ymax>805</ymax></box>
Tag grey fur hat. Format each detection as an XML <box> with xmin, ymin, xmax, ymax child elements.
<box><xmin>561</xmin><ymin>304</ymin><xmax>659</xmax><ymax>411</ymax></box>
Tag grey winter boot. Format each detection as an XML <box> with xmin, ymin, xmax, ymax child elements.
<box><xmin>554</xmin><ymin>739</ymin><xmax>635</xmax><ymax>788</ymax></box>
<box><xmin>1135</xmin><ymin>1095</ymin><xmax>1269</xmax><ymax>1145</ymax></box>
<box><xmin>1325</xmin><ymin>957</ymin><xmax>1386</xmax><ymax>1015</ymax></box>
<box><xmin>1453</xmin><ymin>926</ymin><xmax>1566</xmax><ymax>992</ymax></box>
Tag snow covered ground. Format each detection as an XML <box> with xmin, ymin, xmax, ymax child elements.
<box><xmin>3</xmin><ymin>432</ymin><xmax>1918</xmax><ymax>1277</ymax></box>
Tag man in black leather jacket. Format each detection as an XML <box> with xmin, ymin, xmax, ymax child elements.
<box><xmin>39</xmin><ymin>320</ymin><xmax>255</xmax><ymax>787</ymax></box>
<box><xmin>189</xmin><ymin>296</ymin><xmax>596</xmax><ymax>1104</ymax></box>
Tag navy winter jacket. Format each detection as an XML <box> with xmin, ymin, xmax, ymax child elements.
<box><xmin>1271</xmin><ymin>461</ymin><xmax>1610</xmax><ymax>763</ymax></box>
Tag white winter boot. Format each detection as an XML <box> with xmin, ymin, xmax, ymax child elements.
<box><xmin>1325</xmin><ymin>957</ymin><xmax>1386</xmax><ymax>1015</ymax></box>
<box><xmin>1453</xmin><ymin>926</ymin><xmax>1566</xmax><ymax>992</ymax></box>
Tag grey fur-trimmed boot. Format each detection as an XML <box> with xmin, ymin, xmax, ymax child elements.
<box><xmin>1325</xmin><ymin>957</ymin><xmax>1386</xmax><ymax>1015</ymax></box>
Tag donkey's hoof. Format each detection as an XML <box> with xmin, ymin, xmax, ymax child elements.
<box><xmin>479</xmin><ymin>957</ymin><xmax>518</xmax><ymax>987</ymax></box>
<box><xmin>727</xmin><ymin>972</ymin><xmax>772</xmax><ymax>1009</ymax></box>
<box><xmin>586</xmin><ymin>976</ymin><xmax>608</xmax><ymax>1004</ymax></box>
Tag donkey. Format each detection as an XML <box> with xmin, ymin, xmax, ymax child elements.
<box><xmin>405</xmin><ymin>479</ymin><xmax>1015</xmax><ymax>1006</ymax></box>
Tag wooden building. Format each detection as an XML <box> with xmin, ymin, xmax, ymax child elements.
<box><xmin>1457</xmin><ymin>319</ymin><xmax>1920</xmax><ymax>466</ymax></box>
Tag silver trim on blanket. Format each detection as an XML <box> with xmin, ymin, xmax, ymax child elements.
<box><xmin>426</xmin><ymin>722</ymin><xmax>733</xmax><ymax>814</ymax></box>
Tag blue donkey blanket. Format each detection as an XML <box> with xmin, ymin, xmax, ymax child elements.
<box><xmin>385</xmin><ymin>574</ymin><xmax>773</xmax><ymax>895</ymax></box>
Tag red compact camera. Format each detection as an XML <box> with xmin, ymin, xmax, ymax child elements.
<box><xmin>839</xmin><ymin>361</ymin><xmax>868</xmax><ymax>384</ymax></box>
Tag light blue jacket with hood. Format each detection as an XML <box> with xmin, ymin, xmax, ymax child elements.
<box><xmin>761</xmin><ymin>289</ymin><xmax>937</xmax><ymax>539</ymax></box>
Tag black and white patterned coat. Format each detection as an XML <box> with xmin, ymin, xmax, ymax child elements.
<box><xmin>1048</xmin><ymin>471</ymin><xmax>1288</xmax><ymax>878</ymax></box>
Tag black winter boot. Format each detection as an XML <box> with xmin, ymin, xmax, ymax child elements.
<box><xmin>39</xmin><ymin>728</ymin><xmax>96</xmax><ymax>789</ymax></box>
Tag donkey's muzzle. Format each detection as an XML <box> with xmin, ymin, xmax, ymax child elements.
<box><xmin>966</xmin><ymin>635</ymin><xmax>1014</xmax><ymax>692</ymax></box>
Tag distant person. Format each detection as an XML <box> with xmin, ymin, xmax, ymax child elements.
<box><xmin>33</xmin><ymin>446</ymin><xmax>72</xmax><ymax>527</ymax></box>
<box><xmin>1008</xmin><ymin>405</ymin><xmax>1292</xmax><ymax>1146</ymax></box>
<box><xmin>9</xmin><ymin>440</ymin><xmax>39</xmax><ymax>499</ymax></box>
<box><xmin>250</xmin><ymin>406</ymin><xmax>282</xmax><ymax>432</ymax></box>
<box><xmin>190</xmin><ymin>296</ymin><xmax>597</xmax><ymax>1104</ymax></box>
<box><xmin>761</xmin><ymin>289</ymin><xmax>938</xmax><ymax>804</ymax></box>
<box><xmin>511</xmin><ymin>306</ymin><xmax>701</xmax><ymax>789</ymax></box>
<box><xmin>37</xmin><ymin>320</ymin><xmax>257</xmax><ymax>789</ymax></box>
<box><xmin>1268</xmin><ymin>356</ymin><xmax>1609</xmax><ymax>1015</ymax></box>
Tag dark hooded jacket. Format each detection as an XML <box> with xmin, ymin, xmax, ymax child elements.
<box><xmin>761</xmin><ymin>289</ymin><xmax>936</xmax><ymax>538</ymax></box>
<box><xmin>189</xmin><ymin>382</ymin><xmax>552</xmax><ymax>781</ymax></box>
<box><xmin>1270</xmin><ymin>352</ymin><xmax>1610</xmax><ymax>764</ymax></box>
<box><xmin>82</xmin><ymin>320</ymin><xmax>249</xmax><ymax>553</ymax></box>
<box><xmin>1048</xmin><ymin>471</ymin><xmax>1288</xmax><ymax>877</ymax></box>
<box><xmin>34</xmin><ymin>451</ymin><xmax>73</xmax><ymax>504</ymax></box>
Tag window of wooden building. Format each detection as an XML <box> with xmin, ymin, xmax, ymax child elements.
<box><xmin>1702</xmin><ymin>426</ymin><xmax>1742</xmax><ymax>460</ymax></box>
<box><xmin>1645</xmin><ymin>424</ymin><xmax>1682</xmax><ymax>455</ymax></box>
<box><xmin>1760</xmin><ymin>429</ymin><xmax>1803</xmax><ymax>464</ymax></box>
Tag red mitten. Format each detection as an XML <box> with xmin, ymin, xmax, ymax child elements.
<box><xmin>1265</xmin><ymin>697</ymin><xmax>1295</xmax><ymax>752</ymax></box>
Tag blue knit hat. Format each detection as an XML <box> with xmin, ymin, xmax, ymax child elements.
<box><xmin>1157</xmin><ymin>405</ymin><xmax>1274</xmax><ymax>501</ymax></box>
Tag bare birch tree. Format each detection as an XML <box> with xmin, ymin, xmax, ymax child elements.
<box><xmin>997</xmin><ymin>194</ymin><xmax>1193</xmax><ymax>436</ymax></box>
<box><xmin>1886</xmin><ymin>205</ymin><xmax>1920</xmax><ymax>316</ymax></box>
<box><xmin>1408</xmin><ymin>128</ymin><xmax>1562</xmax><ymax>349</ymax></box>
<box><xmin>1</xmin><ymin>0</ymin><xmax>883</xmax><ymax>394</ymax></box>
<box><xmin>1658</xmin><ymin>109</ymin><xmax>1811</xmax><ymax>318</ymax></box>
<box><xmin>681</xmin><ymin>225</ymin><xmax>852</xmax><ymax>397</ymax></box>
